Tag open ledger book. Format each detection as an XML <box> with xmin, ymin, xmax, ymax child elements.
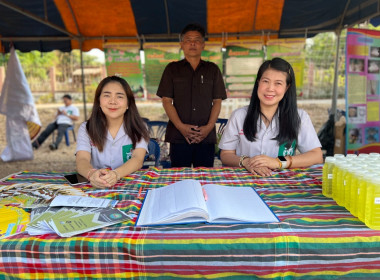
<box><xmin>136</xmin><ymin>179</ymin><xmax>279</xmax><ymax>226</ymax></box>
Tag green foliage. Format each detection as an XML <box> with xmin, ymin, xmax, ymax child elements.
<box><xmin>1</xmin><ymin>49</ymin><xmax>101</xmax><ymax>84</ymax></box>
<box><xmin>17</xmin><ymin>50</ymin><xmax>56</xmax><ymax>80</ymax></box>
<box><xmin>85</xmin><ymin>82</ymin><xmax>98</xmax><ymax>102</ymax></box>
<box><xmin>304</xmin><ymin>31</ymin><xmax>346</xmax><ymax>98</ymax></box>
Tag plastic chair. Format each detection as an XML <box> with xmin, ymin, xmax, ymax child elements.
<box><xmin>146</xmin><ymin>121</ymin><xmax>171</xmax><ymax>168</ymax></box>
<box><xmin>146</xmin><ymin>121</ymin><xmax>167</xmax><ymax>141</ymax></box>
<box><xmin>143</xmin><ymin>139</ymin><xmax>161</xmax><ymax>169</ymax></box>
<box><xmin>215</xmin><ymin>118</ymin><xmax>228</xmax><ymax>159</ymax></box>
<box><xmin>52</xmin><ymin>125</ymin><xmax>76</xmax><ymax>146</ymax></box>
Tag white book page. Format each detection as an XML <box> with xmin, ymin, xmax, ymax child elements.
<box><xmin>203</xmin><ymin>184</ymin><xmax>278</xmax><ymax>223</ymax></box>
<box><xmin>136</xmin><ymin>179</ymin><xmax>209</xmax><ymax>226</ymax></box>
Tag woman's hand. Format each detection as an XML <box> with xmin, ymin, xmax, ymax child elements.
<box><xmin>242</xmin><ymin>155</ymin><xmax>279</xmax><ymax>176</ymax></box>
<box><xmin>245</xmin><ymin>155</ymin><xmax>280</xmax><ymax>170</ymax></box>
<box><xmin>88</xmin><ymin>169</ymin><xmax>118</xmax><ymax>188</ymax></box>
<box><xmin>244</xmin><ymin>164</ymin><xmax>273</xmax><ymax>177</ymax></box>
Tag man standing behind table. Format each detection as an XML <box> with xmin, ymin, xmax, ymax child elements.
<box><xmin>157</xmin><ymin>23</ymin><xmax>227</xmax><ymax>167</ymax></box>
<box><xmin>32</xmin><ymin>94</ymin><xmax>79</xmax><ymax>150</ymax></box>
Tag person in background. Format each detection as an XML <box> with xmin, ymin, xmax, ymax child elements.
<box><xmin>156</xmin><ymin>23</ymin><xmax>227</xmax><ymax>167</ymax></box>
<box><xmin>32</xmin><ymin>94</ymin><xmax>79</xmax><ymax>150</ymax></box>
<box><xmin>76</xmin><ymin>76</ymin><xmax>149</xmax><ymax>188</ymax></box>
<box><xmin>218</xmin><ymin>57</ymin><xmax>323</xmax><ymax>176</ymax></box>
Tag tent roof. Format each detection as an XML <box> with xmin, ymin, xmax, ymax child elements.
<box><xmin>1</xmin><ymin>0</ymin><xmax>379</xmax><ymax>53</ymax></box>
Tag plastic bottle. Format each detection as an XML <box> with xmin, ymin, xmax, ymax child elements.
<box><xmin>335</xmin><ymin>162</ymin><xmax>351</xmax><ymax>206</ymax></box>
<box><xmin>358</xmin><ymin>153</ymin><xmax>369</xmax><ymax>159</ymax></box>
<box><xmin>322</xmin><ymin>156</ymin><xmax>336</xmax><ymax>198</ymax></box>
<box><xmin>346</xmin><ymin>154</ymin><xmax>357</xmax><ymax>159</ymax></box>
<box><xmin>369</xmin><ymin>152</ymin><xmax>380</xmax><ymax>160</ymax></box>
<box><xmin>358</xmin><ymin>173</ymin><xmax>377</xmax><ymax>222</ymax></box>
<box><xmin>332</xmin><ymin>158</ymin><xmax>346</xmax><ymax>201</ymax></box>
<box><xmin>350</xmin><ymin>169</ymin><xmax>368</xmax><ymax>217</ymax></box>
<box><xmin>364</xmin><ymin>176</ymin><xmax>380</xmax><ymax>230</ymax></box>
<box><xmin>334</xmin><ymin>154</ymin><xmax>345</xmax><ymax>159</ymax></box>
<box><xmin>344</xmin><ymin>164</ymin><xmax>357</xmax><ymax>211</ymax></box>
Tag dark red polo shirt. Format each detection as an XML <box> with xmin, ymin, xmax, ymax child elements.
<box><xmin>157</xmin><ymin>59</ymin><xmax>227</xmax><ymax>144</ymax></box>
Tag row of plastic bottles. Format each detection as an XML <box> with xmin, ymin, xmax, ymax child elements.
<box><xmin>322</xmin><ymin>153</ymin><xmax>380</xmax><ymax>230</ymax></box>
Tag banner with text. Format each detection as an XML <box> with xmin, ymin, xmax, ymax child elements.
<box><xmin>345</xmin><ymin>28</ymin><xmax>380</xmax><ymax>154</ymax></box>
<box><xmin>144</xmin><ymin>43</ymin><xmax>180</xmax><ymax>99</ymax></box>
<box><xmin>225</xmin><ymin>40</ymin><xmax>264</xmax><ymax>98</ymax></box>
<box><xmin>104</xmin><ymin>42</ymin><xmax>144</xmax><ymax>98</ymax></box>
<box><xmin>266</xmin><ymin>38</ymin><xmax>305</xmax><ymax>96</ymax></box>
<box><xmin>202</xmin><ymin>41</ymin><xmax>223</xmax><ymax>73</ymax></box>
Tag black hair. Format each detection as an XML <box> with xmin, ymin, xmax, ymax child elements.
<box><xmin>243</xmin><ymin>57</ymin><xmax>300</xmax><ymax>145</ymax></box>
<box><xmin>86</xmin><ymin>76</ymin><xmax>149</xmax><ymax>152</ymax></box>
<box><xmin>62</xmin><ymin>94</ymin><xmax>72</xmax><ymax>100</ymax></box>
<box><xmin>180</xmin><ymin>23</ymin><xmax>206</xmax><ymax>40</ymax></box>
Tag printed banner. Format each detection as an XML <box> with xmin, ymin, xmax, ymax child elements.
<box><xmin>266</xmin><ymin>38</ymin><xmax>305</xmax><ymax>95</ymax></box>
<box><xmin>345</xmin><ymin>28</ymin><xmax>380</xmax><ymax>154</ymax></box>
<box><xmin>225</xmin><ymin>40</ymin><xmax>264</xmax><ymax>97</ymax></box>
<box><xmin>104</xmin><ymin>42</ymin><xmax>144</xmax><ymax>98</ymax></box>
<box><xmin>144</xmin><ymin>43</ymin><xmax>180</xmax><ymax>99</ymax></box>
<box><xmin>201</xmin><ymin>41</ymin><xmax>223</xmax><ymax>73</ymax></box>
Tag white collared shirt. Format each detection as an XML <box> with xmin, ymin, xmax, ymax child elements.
<box><xmin>218</xmin><ymin>106</ymin><xmax>321</xmax><ymax>157</ymax></box>
<box><xmin>76</xmin><ymin>122</ymin><xmax>148</xmax><ymax>170</ymax></box>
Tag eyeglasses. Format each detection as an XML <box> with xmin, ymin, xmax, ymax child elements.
<box><xmin>182</xmin><ymin>37</ymin><xmax>204</xmax><ymax>45</ymax></box>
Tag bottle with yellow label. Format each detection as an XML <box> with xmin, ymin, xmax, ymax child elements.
<box><xmin>322</xmin><ymin>156</ymin><xmax>336</xmax><ymax>198</ymax></box>
<box><xmin>364</xmin><ymin>176</ymin><xmax>380</xmax><ymax>230</ymax></box>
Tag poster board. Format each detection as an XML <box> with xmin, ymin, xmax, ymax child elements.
<box><xmin>266</xmin><ymin>38</ymin><xmax>305</xmax><ymax>95</ymax></box>
<box><xmin>144</xmin><ymin>43</ymin><xmax>180</xmax><ymax>99</ymax></box>
<box><xmin>345</xmin><ymin>28</ymin><xmax>380</xmax><ymax>154</ymax></box>
<box><xmin>104</xmin><ymin>42</ymin><xmax>144</xmax><ymax>98</ymax></box>
<box><xmin>201</xmin><ymin>41</ymin><xmax>223</xmax><ymax>73</ymax></box>
<box><xmin>225</xmin><ymin>40</ymin><xmax>264</xmax><ymax>98</ymax></box>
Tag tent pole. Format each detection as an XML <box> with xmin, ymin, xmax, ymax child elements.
<box><xmin>331</xmin><ymin>29</ymin><xmax>342</xmax><ymax>122</ymax></box>
<box><xmin>79</xmin><ymin>41</ymin><xmax>87</xmax><ymax>120</ymax></box>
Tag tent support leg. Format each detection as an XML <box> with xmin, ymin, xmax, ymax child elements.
<box><xmin>79</xmin><ymin>41</ymin><xmax>87</xmax><ymax>120</ymax></box>
<box><xmin>331</xmin><ymin>29</ymin><xmax>342</xmax><ymax>122</ymax></box>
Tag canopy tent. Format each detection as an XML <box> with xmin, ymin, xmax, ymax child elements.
<box><xmin>0</xmin><ymin>0</ymin><xmax>379</xmax><ymax>53</ymax></box>
<box><xmin>1</xmin><ymin>0</ymin><xmax>380</xmax><ymax>121</ymax></box>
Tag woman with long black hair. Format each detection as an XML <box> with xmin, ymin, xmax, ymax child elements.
<box><xmin>219</xmin><ymin>58</ymin><xmax>323</xmax><ymax>176</ymax></box>
<box><xmin>76</xmin><ymin>76</ymin><xmax>149</xmax><ymax>188</ymax></box>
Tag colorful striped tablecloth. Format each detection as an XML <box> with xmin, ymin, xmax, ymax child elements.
<box><xmin>1</xmin><ymin>166</ymin><xmax>380</xmax><ymax>279</ymax></box>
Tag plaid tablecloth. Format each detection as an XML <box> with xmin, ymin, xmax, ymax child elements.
<box><xmin>1</xmin><ymin>166</ymin><xmax>380</xmax><ymax>279</ymax></box>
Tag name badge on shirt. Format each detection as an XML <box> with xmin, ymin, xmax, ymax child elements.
<box><xmin>122</xmin><ymin>144</ymin><xmax>133</xmax><ymax>163</ymax></box>
<box><xmin>278</xmin><ymin>140</ymin><xmax>296</xmax><ymax>156</ymax></box>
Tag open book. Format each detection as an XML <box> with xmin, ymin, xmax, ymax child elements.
<box><xmin>135</xmin><ymin>179</ymin><xmax>279</xmax><ymax>226</ymax></box>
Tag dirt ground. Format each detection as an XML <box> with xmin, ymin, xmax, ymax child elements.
<box><xmin>0</xmin><ymin>99</ymin><xmax>345</xmax><ymax>179</ymax></box>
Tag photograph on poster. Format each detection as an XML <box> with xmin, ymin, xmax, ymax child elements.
<box><xmin>349</xmin><ymin>58</ymin><xmax>365</xmax><ymax>73</ymax></box>
<box><xmin>348</xmin><ymin>105</ymin><xmax>366</xmax><ymax>124</ymax></box>
<box><xmin>368</xmin><ymin>59</ymin><xmax>380</xmax><ymax>74</ymax></box>
<box><xmin>348</xmin><ymin>106</ymin><xmax>357</xmax><ymax>117</ymax></box>
<box><xmin>349</xmin><ymin>128</ymin><xmax>362</xmax><ymax>144</ymax></box>
<box><xmin>367</xmin><ymin>79</ymin><xmax>379</xmax><ymax>96</ymax></box>
<box><xmin>365</xmin><ymin>127</ymin><xmax>379</xmax><ymax>144</ymax></box>
<box><xmin>370</xmin><ymin>46</ymin><xmax>380</xmax><ymax>57</ymax></box>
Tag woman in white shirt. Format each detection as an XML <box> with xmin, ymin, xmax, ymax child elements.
<box><xmin>219</xmin><ymin>58</ymin><xmax>323</xmax><ymax>176</ymax></box>
<box><xmin>76</xmin><ymin>76</ymin><xmax>149</xmax><ymax>188</ymax></box>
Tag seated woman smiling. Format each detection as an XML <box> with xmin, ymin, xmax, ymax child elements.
<box><xmin>76</xmin><ymin>76</ymin><xmax>149</xmax><ymax>188</ymax></box>
<box><xmin>218</xmin><ymin>58</ymin><xmax>323</xmax><ymax>176</ymax></box>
